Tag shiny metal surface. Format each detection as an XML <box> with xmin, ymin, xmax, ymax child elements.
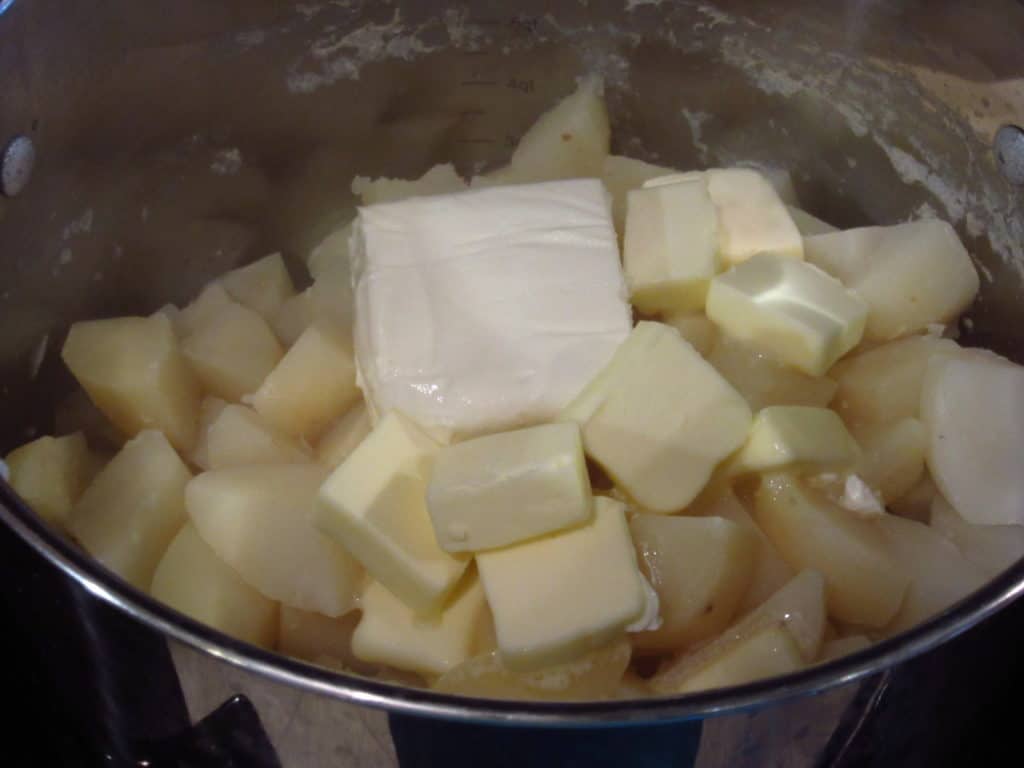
<box><xmin>0</xmin><ymin>0</ymin><xmax>1023</xmax><ymax>742</ymax></box>
<box><xmin>995</xmin><ymin>124</ymin><xmax>1024</xmax><ymax>185</ymax></box>
<box><xmin>1</xmin><ymin>135</ymin><xmax>35</xmax><ymax>197</ymax></box>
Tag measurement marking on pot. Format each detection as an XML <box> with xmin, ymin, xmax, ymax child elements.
<box><xmin>460</xmin><ymin>80</ymin><xmax>499</xmax><ymax>86</ymax></box>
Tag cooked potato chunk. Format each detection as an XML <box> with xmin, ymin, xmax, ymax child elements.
<box><xmin>316</xmin><ymin>401</ymin><xmax>372</xmax><ymax>470</ymax></box>
<box><xmin>178</xmin><ymin>282</ymin><xmax>233</xmax><ymax>338</ymax></box>
<box><xmin>221</xmin><ymin>253</ymin><xmax>295</xmax><ymax>322</ymax></box>
<box><xmin>930</xmin><ymin>496</ymin><xmax>1024</xmax><ymax>579</ymax></box>
<box><xmin>853</xmin><ymin>419</ymin><xmax>926</xmax><ymax>503</ymax></box>
<box><xmin>271</xmin><ymin>289</ymin><xmax>315</xmax><ymax>346</ymax></box>
<box><xmin>601</xmin><ymin>154</ymin><xmax>676</xmax><ymax>239</ymax></box>
<box><xmin>201</xmin><ymin>404</ymin><xmax>310</xmax><ymax>470</ymax></box>
<box><xmin>190</xmin><ymin>396</ymin><xmax>228</xmax><ymax>470</ymax></box>
<box><xmin>5</xmin><ymin>433</ymin><xmax>96</xmax><ymax>526</ymax></box>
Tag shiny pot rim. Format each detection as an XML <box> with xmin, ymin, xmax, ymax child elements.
<box><xmin>3</xmin><ymin>481</ymin><xmax>1022</xmax><ymax>725</ymax></box>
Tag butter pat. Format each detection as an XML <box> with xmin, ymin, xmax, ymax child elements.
<box><xmin>352</xmin><ymin>179</ymin><xmax>631</xmax><ymax>439</ymax></box>
<box><xmin>623</xmin><ymin>177</ymin><xmax>719</xmax><ymax>313</ymax></box>
<box><xmin>315</xmin><ymin>411</ymin><xmax>469</xmax><ymax>613</ymax></box>
<box><xmin>646</xmin><ymin>168</ymin><xmax>803</xmax><ymax>263</ymax></box>
<box><xmin>426</xmin><ymin>422</ymin><xmax>592</xmax><ymax>553</ymax></box>
<box><xmin>562</xmin><ymin>321</ymin><xmax>752</xmax><ymax>513</ymax></box>
<box><xmin>706</xmin><ymin>253</ymin><xmax>868</xmax><ymax>376</ymax></box>
<box><xmin>729</xmin><ymin>406</ymin><xmax>859</xmax><ymax>476</ymax></box>
<box><xmin>476</xmin><ymin>497</ymin><xmax>647</xmax><ymax>671</ymax></box>
<box><xmin>353</xmin><ymin>575</ymin><xmax>489</xmax><ymax>678</ymax></box>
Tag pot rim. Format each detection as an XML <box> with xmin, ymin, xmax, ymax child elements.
<box><xmin>3</xmin><ymin>481</ymin><xmax>1022</xmax><ymax>725</ymax></box>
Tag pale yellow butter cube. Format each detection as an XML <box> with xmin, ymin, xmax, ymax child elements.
<box><xmin>706</xmin><ymin>253</ymin><xmax>868</xmax><ymax>376</ymax></box>
<box><xmin>352</xmin><ymin>575</ymin><xmax>488</xmax><ymax>678</ymax></box>
<box><xmin>5</xmin><ymin>432</ymin><xmax>95</xmax><ymax>526</ymax></box>
<box><xmin>729</xmin><ymin>406</ymin><xmax>858</xmax><ymax>476</ymax></box>
<box><xmin>315</xmin><ymin>411</ymin><xmax>469</xmax><ymax>614</ymax></box>
<box><xmin>562</xmin><ymin>321</ymin><xmax>751</xmax><ymax>513</ymax></box>
<box><xmin>203</xmin><ymin>404</ymin><xmax>310</xmax><ymax>469</ymax></box>
<box><xmin>475</xmin><ymin>496</ymin><xmax>646</xmax><ymax>671</ymax></box>
<box><xmin>222</xmin><ymin>252</ymin><xmax>296</xmax><ymax>323</ymax></box>
<box><xmin>623</xmin><ymin>178</ymin><xmax>719</xmax><ymax>313</ymax></box>
<box><xmin>316</xmin><ymin>401</ymin><xmax>372</xmax><ymax>470</ymax></box>
<box><xmin>248</xmin><ymin>324</ymin><xmax>359</xmax><ymax>440</ymax></box>
<box><xmin>426</xmin><ymin>422</ymin><xmax>592</xmax><ymax>553</ymax></box>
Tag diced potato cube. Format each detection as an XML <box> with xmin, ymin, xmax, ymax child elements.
<box><xmin>221</xmin><ymin>253</ymin><xmax>296</xmax><ymax>322</ymax></box>
<box><xmin>706</xmin><ymin>254</ymin><xmax>868</xmax><ymax>376</ymax></box>
<box><xmin>61</xmin><ymin>314</ymin><xmax>201</xmax><ymax>453</ymax></box>
<box><xmin>201</xmin><ymin>404</ymin><xmax>310</xmax><ymax>469</ymax></box>
<box><xmin>190</xmin><ymin>396</ymin><xmax>228</xmax><ymax>470</ymax></box>
<box><xmin>707</xmin><ymin>335</ymin><xmax>837</xmax><ymax>410</ymax></box>
<box><xmin>178</xmin><ymin>282</ymin><xmax>233</xmax><ymax>338</ymax></box>
<box><xmin>484</xmin><ymin>76</ymin><xmax>610</xmax><ymax>185</ymax></box>
<box><xmin>753</xmin><ymin>474</ymin><xmax>908</xmax><ymax>627</ymax></box>
<box><xmin>152</xmin><ymin>303</ymin><xmax>183</xmax><ymax>335</ymax></box>
<box><xmin>307</xmin><ymin>221</ymin><xmax>353</xmax><ymax>282</ymax></box>
<box><xmin>660</xmin><ymin>313</ymin><xmax>717</xmax><ymax>357</ymax></box>
<box><xmin>277</xmin><ymin>606</ymin><xmax>368</xmax><ymax>673</ymax></box>
<box><xmin>188</xmin><ymin>464</ymin><xmax>362</xmax><ymax>617</ymax></box>
<box><xmin>316</xmin><ymin>401</ymin><xmax>372</xmax><ymax>470</ymax></box>
<box><xmin>151</xmin><ymin>523</ymin><xmax>278</xmax><ymax>648</ymax></box>
<box><xmin>651</xmin><ymin>569</ymin><xmax>826</xmax><ymax>694</ymax></box>
<box><xmin>427</xmin><ymin>423</ymin><xmax>592</xmax><ymax>553</ymax></box>
<box><xmin>476</xmin><ymin>497</ymin><xmax>647</xmax><ymax>671</ymax></box>
<box><xmin>787</xmin><ymin>206</ymin><xmax>838</xmax><ymax>236</ymax></box>
<box><xmin>853</xmin><ymin>419</ymin><xmax>926</xmax><ymax>503</ymax></box>
<box><xmin>804</xmin><ymin>220</ymin><xmax>979</xmax><ymax>341</ymax></box>
<box><xmin>353</xmin><ymin>575</ymin><xmax>488</xmax><ymax>678</ymax></box>
<box><xmin>69</xmin><ymin>430</ymin><xmax>192</xmax><ymax>589</ymax></box>
<box><xmin>315</xmin><ymin>411</ymin><xmax>468</xmax><ymax>614</ymax></box>
<box><xmin>728</xmin><ymin>406</ymin><xmax>858</xmax><ymax>477</ymax></box>
<box><xmin>5</xmin><ymin>432</ymin><xmax>96</xmax><ymax>526</ymax></box>
<box><xmin>433</xmin><ymin>638</ymin><xmax>631</xmax><ymax>701</ymax></box>
<box><xmin>54</xmin><ymin>389</ymin><xmax>125</xmax><ymax>450</ymax></box>
<box><xmin>623</xmin><ymin>178</ymin><xmax>720</xmax><ymax>314</ymax></box>
<box><xmin>875</xmin><ymin>514</ymin><xmax>984</xmax><ymax>636</ymax></box>
<box><xmin>629</xmin><ymin>514</ymin><xmax>757</xmax><ymax>650</ymax></box>
<box><xmin>352</xmin><ymin>163</ymin><xmax>467</xmax><ymax>205</ymax></box>
<box><xmin>181</xmin><ymin>301</ymin><xmax>284</xmax><ymax>402</ymax></box>
<box><xmin>921</xmin><ymin>349</ymin><xmax>1024</xmax><ymax>526</ymax></box>
<box><xmin>271</xmin><ymin>289</ymin><xmax>315</xmax><ymax>346</ymax></box>
<box><xmin>930</xmin><ymin>496</ymin><xmax>1024</xmax><ymax>579</ymax></box>
<box><xmin>562</xmin><ymin>322</ymin><xmax>752</xmax><ymax>513</ymax></box>
<box><xmin>601</xmin><ymin>154</ymin><xmax>676</xmax><ymax>239</ymax></box>
<box><xmin>818</xmin><ymin>634</ymin><xmax>871</xmax><ymax>663</ymax></box>
<box><xmin>830</xmin><ymin>335</ymin><xmax>959</xmax><ymax>430</ymax></box>
<box><xmin>248</xmin><ymin>324</ymin><xmax>359</xmax><ymax>440</ymax></box>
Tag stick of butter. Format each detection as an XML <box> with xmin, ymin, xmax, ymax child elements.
<box><xmin>426</xmin><ymin>422</ymin><xmax>592</xmax><ymax>553</ymax></box>
<box><xmin>706</xmin><ymin>253</ymin><xmax>868</xmax><ymax>376</ymax></box>
<box><xmin>476</xmin><ymin>496</ymin><xmax>648</xmax><ymax>671</ymax></box>
<box><xmin>315</xmin><ymin>411</ymin><xmax>469</xmax><ymax>614</ymax></box>
<box><xmin>728</xmin><ymin>406</ymin><xmax>859</xmax><ymax>477</ymax></box>
<box><xmin>561</xmin><ymin>321</ymin><xmax>752</xmax><ymax>513</ymax></box>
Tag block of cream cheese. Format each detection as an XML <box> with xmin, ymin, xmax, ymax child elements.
<box><xmin>623</xmin><ymin>177</ymin><xmax>720</xmax><ymax>313</ymax></box>
<box><xmin>315</xmin><ymin>411</ymin><xmax>469</xmax><ymax>614</ymax></box>
<box><xmin>351</xmin><ymin>179</ymin><xmax>631</xmax><ymax>440</ymax></box>
<box><xmin>728</xmin><ymin>406</ymin><xmax>859</xmax><ymax>477</ymax></box>
<box><xmin>561</xmin><ymin>321</ymin><xmax>752</xmax><ymax>513</ymax></box>
<box><xmin>426</xmin><ymin>422</ymin><xmax>592</xmax><ymax>553</ymax></box>
<box><xmin>645</xmin><ymin>168</ymin><xmax>803</xmax><ymax>264</ymax></box>
<box><xmin>352</xmin><ymin>575</ymin><xmax>489</xmax><ymax>677</ymax></box>
<box><xmin>476</xmin><ymin>496</ymin><xmax>647</xmax><ymax>671</ymax></box>
<box><xmin>706</xmin><ymin>253</ymin><xmax>868</xmax><ymax>376</ymax></box>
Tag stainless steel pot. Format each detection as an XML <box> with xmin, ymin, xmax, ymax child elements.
<box><xmin>2</xmin><ymin>0</ymin><xmax>1023</xmax><ymax>765</ymax></box>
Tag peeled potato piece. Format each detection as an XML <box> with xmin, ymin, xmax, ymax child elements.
<box><xmin>5</xmin><ymin>432</ymin><xmax>96</xmax><ymax>526</ymax></box>
<box><xmin>221</xmin><ymin>253</ymin><xmax>296</xmax><ymax>323</ymax></box>
<box><xmin>853</xmin><ymin>419</ymin><xmax>927</xmax><ymax>504</ymax></box>
<box><xmin>316</xmin><ymin>401</ymin><xmax>372</xmax><ymax>470</ymax></box>
<box><xmin>201</xmin><ymin>404</ymin><xmax>311</xmax><ymax>470</ymax></box>
<box><xmin>818</xmin><ymin>635</ymin><xmax>872</xmax><ymax>663</ymax></box>
<box><xmin>930</xmin><ymin>496</ymin><xmax>1024</xmax><ymax>579</ymax></box>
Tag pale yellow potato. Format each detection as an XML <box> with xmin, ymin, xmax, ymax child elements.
<box><xmin>316</xmin><ymin>401</ymin><xmax>372</xmax><ymax>470</ymax></box>
<box><xmin>178</xmin><ymin>282</ymin><xmax>233</xmax><ymax>338</ymax></box>
<box><xmin>152</xmin><ymin>303</ymin><xmax>183</xmax><ymax>335</ymax></box>
<box><xmin>601</xmin><ymin>154</ymin><xmax>676</xmax><ymax>240</ymax></box>
<box><xmin>753</xmin><ymin>474</ymin><xmax>908</xmax><ymax>627</ymax></box>
<box><xmin>659</xmin><ymin>313</ymin><xmax>717</xmax><ymax>357</ymax></box>
<box><xmin>188</xmin><ymin>464</ymin><xmax>362</xmax><ymax>617</ymax></box>
<box><xmin>629</xmin><ymin>514</ymin><xmax>757</xmax><ymax>650</ymax></box>
<box><xmin>247</xmin><ymin>324</ymin><xmax>359</xmax><ymax>440</ymax></box>
<box><xmin>202</xmin><ymin>404</ymin><xmax>311</xmax><ymax>469</ymax></box>
<box><xmin>829</xmin><ymin>335</ymin><xmax>959</xmax><ymax>429</ymax></box>
<box><xmin>190</xmin><ymin>396</ymin><xmax>228</xmax><ymax>470</ymax></box>
<box><xmin>54</xmin><ymin>389</ymin><xmax>125</xmax><ymax>450</ymax></box>
<box><xmin>69</xmin><ymin>430</ymin><xmax>192</xmax><ymax>590</ymax></box>
<box><xmin>876</xmin><ymin>514</ymin><xmax>984</xmax><ymax>636</ymax></box>
<box><xmin>272</xmin><ymin>289</ymin><xmax>315</xmax><ymax>346</ymax></box>
<box><xmin>930</xmin><ymin>496</ymin><xmax>1024</xmax><ymax>579</ymax></box>
<box><xmin>222</xmin><ymin>253</ymin><xmax>296</xmax><ymax>323</ymax></box>
<box><xmin>433</xmin><ymin>638</ymin><xmax>631</xmax><ymax>701</ymax></box>
<box><xmin>181</xmin><ymin>301</ymin><xmax>284</xmax><ymax>402</ymax></box>
<box><xmin>853</xmin><ymin>419</ymin><xmax>926</xmax><ymax>503</ymax></box>
<box><xmin>818</xmin><ymin>634</ymin><xmax>871</xmax><ymax>663</ymax></box>
<box><xmin>5</xmin><ymin>432</ymin><xmax>96</xmax><ymax>526</ymax></box>
<box><xmin>151</xmin><ymin>523</ymin><xmax>278</xmax><ymax>649</ymax></box>
<box><xmin>707</xmin><ymin>335</ymin><xmax>837</xmax><ymax>411</ymax></box>
<box><xmin>307</xmin><ymin>221</ymin><xmax>352</xmax><ymax>282</ymax></box>
<box><xmin>352</xmin><ymin>163</ymin><xmax>467</xmax><ymax>205</ymax></box>
<box><xmin>787</xmin><ymin>206</ymin><xmax>837</xmax><ymax>236</ymax></box>
<box><xmin>61</xmin><ymin>314</ymin><xmax>201</xmax><ymax>453</ymax></box>
<box><xmin>278</xmin><ymin>605</ymin><xmax>370</xmax><ymax>673</ymax></box>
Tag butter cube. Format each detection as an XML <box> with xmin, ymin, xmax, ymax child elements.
<box><xmin>623</xmin><ymin>178</ymin><xmax>720</xmax><ymax>313</ymax></box>
<box><xmin>248</xmin><ymin>324</ymin><xmax>359</xmax><ymax>440</ymax></box>
<box><xmin>562</xmin><ymin>322</ymin><xmax>752</xmax><ymax>513</ymax></box>
<box><xmin>316</xmin><ymin>411</ymin><xmax>469</xmax><ymax>613</ymax></box>
<box><xmin>706</xmin><ymin>253</ymin><xmax>868</xmax><ymax>376</ymax></box>
<box><xmin>728</xmin><ymin>406</ymin><xmax>859</xmax><ymax>477</ymax></box>
<box><xmin>426</xmin><ymin>422</ymin><xmax>592</xmax><ymax>553</ymax></box>
<box><xmin>646</xmin><ymin>168</ymin><xmax>803</xmax><ymax>263</ymax></box>
<box><xmin>352</xmin><ymin>575</ymin><xmax>488</xmax><ymax>678</ymax></box>
<box><xmin>5</xmin><ymin>433</ymin><xmax>96</xmax><ymax>526</ymax></box>
<box><xmin>601</xmin><ymin>154</ymin><xmax>676</xmax><ymax>239</ymax></box>
<box><xmin>476</xmin><ymin>496</ymin><xmax>647</xmax><ymax>671</ymax></box>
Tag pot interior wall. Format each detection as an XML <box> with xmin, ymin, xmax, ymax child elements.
<box><xmin>0</xmin><ymin>0</ymin><xmax>1022</xmax><ymax>452</ymax></box>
